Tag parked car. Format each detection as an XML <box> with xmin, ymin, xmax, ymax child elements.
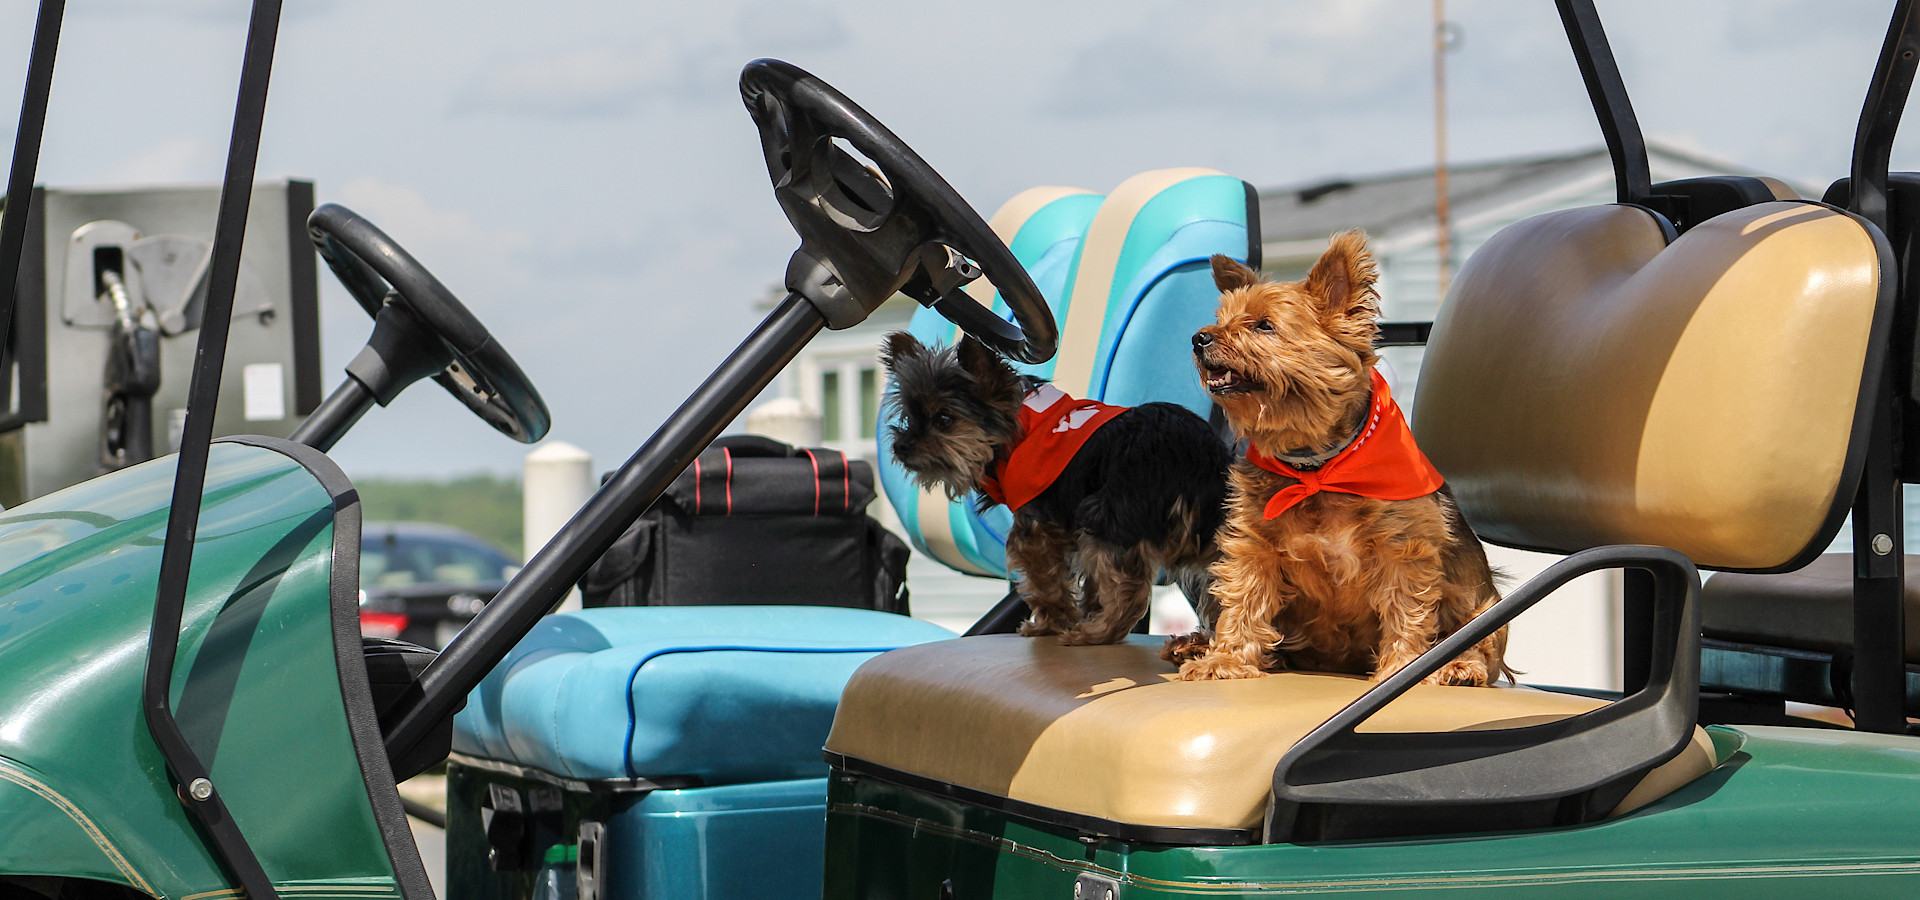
<box><xmin>358</xmin><ymin>521</ymin><xmax>519</xmax><ymax>649</ymax></box>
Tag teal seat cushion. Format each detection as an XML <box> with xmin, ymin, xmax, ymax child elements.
<box><xmin>452</xmin><ymin>606</ymin><xmax>953</xmax><ymax>783</ymax></box>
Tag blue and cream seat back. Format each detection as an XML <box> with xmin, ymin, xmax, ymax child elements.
<box><xmin>878</xmin><ymin>168</ymin><xmax>1259</xmax><ymax>577</ymax></box>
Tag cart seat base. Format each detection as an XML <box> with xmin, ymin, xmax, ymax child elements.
<box><xmin>453</xmin><ymin>606</ymin><xmax>953</xmax><ymax>783</ymax></box>
<box><xmin>826</xmin><ymin>634</ymin><xmax>1719</xmax><ymax>836</ymax></box>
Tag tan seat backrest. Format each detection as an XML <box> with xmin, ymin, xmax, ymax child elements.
<box><xmin>1412</xmin><ymin>201</ymin><xmax>1889</xmax><ymax>571</ymax></box>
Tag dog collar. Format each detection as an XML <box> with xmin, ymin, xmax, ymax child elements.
<box><xmin>1273</xmin><ymin>387</ymin><xmax>1372</xmax><ymax>470</ymax></box>
<box><xmin>1244</xmin><ymin>369</ymin><xmax>1444</xmax><ymax>519</ymax></box>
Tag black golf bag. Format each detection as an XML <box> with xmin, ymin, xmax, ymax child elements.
<box><xmin>580</xmin><ymin>434</ymin><xmax>911</xmax><ymax>613</ymax></box>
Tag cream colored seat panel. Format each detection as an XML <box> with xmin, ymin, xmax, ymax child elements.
<box><xmin>1050</xmin><ymin>166</ymin><xmax>1227</xmax><ymax>397</ymax></box>
<box><xmin>825</xmin><ymin>636</ymin><xmax>1717</xmax><ymax>832</ymax></box>
<box><xmin>1413</xmin><ymin>202</ymin><xmax>1884</xmax><ymax>571</ymax></box>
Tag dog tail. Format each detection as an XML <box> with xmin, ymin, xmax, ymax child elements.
<box><xmin>1474</xmin><ymin>595</ymin><xmax>1523</xmax><ymax>684</ymax></box>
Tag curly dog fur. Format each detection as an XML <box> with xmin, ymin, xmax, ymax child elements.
<box><xmin>1165</xmin><ymin>232</ymin><xmax>1510</xmax><ymax>685</ymax></box>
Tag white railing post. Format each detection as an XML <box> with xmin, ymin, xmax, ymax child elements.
<box><xmin>524</xmin><ymin>440</ymin><xmax>594</xmax><ymax>612</ymax></box>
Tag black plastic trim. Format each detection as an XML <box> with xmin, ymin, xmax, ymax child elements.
<box><xmin>217</xmin><ymin>435</ymin><xmax>435</xmax><ymax>900</ymax></box>
<box><xmin>825</xmin><ymin>753</ymin><xmax>1258</xmax><ymax>847</ymax></box>
<box><xmin>739</xmin><ymin>59</ymin><xmax>1056</xmax><ymax>364</ymax></box>
<box><xmin>0</xmin><ymin>0</ymin><xmax>61</xmax><ymax>362</ymax></box>
<box><xmin>1701</xmin><ymin>637</ymin><xmax>1920</xmax><ymax>716</ymax></box>
<box><xmin>1374</xmin><ymin>322</ymin><xmax>1431</xmax><ymax>347</ymax></box>
<box><xmin>0</xmin><ymin>185</ymin><xmax>49</xmax><ymax>430</ymax></box>
<box><xmin>447</xmin><ymin>752</ymin><xmax>698</xmax><ymax>796</ymax></box>
<box><xmin>1850</xmin><ymin>0</ymin><xmax>1920</xmax><ymax>235</ymax></box>
<box><xmin>142</xmin><ymin>3</ymin><xmax>285</xmax><ymax>897</ymax></box>
<box><xmin>1242</xmin><ymin>179</ymin><xmax>1262</xmax><ymax>271</ymax></box>
<box><xmin>1555</xmin><ymin>0</ymin><xmax>1650</xmax><ymax>206</ymax></box>
<box><xmin>1267</xmin><ymin>546</ymin><xmax>1701</xmax><ymax>843</ymax></box>
<box><xmin>308</xmin><ymin>203</ymin><xmax>549</xmax><ymax>444</ymax></box>
<box><xmin>285</xmin><ymin>179</ymin><xmax>322</xmax><ymax>415</ymax></box>
<box><xmin>961</xmin><ymin>586</ymin><xmax>1027</xmax><ymax>636</ymax></box>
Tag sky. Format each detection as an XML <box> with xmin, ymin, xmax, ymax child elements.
<box><xmin>0</xmin><ymin>0</ymin><xmax>1906</xmax><ymax>479</ymax></box>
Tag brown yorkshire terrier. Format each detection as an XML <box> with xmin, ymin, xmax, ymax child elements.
<box><xmin>1164</xmin><ymin>232</ymin><xmax>1509</xmax><ymax>685</ymax></box>
<box><xmin>882</xmin><ymin>332</ymin><xmax>1230</xmax><ymax>645</ymax></box>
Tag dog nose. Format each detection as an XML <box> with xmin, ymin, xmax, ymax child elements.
<box><xmin>1192</xmin><ymin>332</ymin><xmax>1214</xmax><ymax>350</ymax></box>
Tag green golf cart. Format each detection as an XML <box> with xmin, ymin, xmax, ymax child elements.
<box><xmin>2</xmin><ymin>0</ymin><xmax>1920</xmax><ymax>898</ymax></box>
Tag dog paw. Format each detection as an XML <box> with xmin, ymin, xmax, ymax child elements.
<box><xmin>1423</xmin><ymin>658</ymin><xmax>1490</xmax><ymax>687</ymax></box>
<box><xmin>1159</xmin><ymin>632</ymin><xmax>1211</xmax><ymax>664</ymax></box>
<box><xmin>1017</xmin><ymin>620</ymin><xmax>1063</xmax><ymax>637</ymax></box>
<box><xmin>1057</xmin><ymin>627</ymin><xmax>1120</xmax><ymax>646</ymax></box>
<box><xmin>1178</xmin><ymin>654</ymin><xmax>1266</xmax><ymax>681</ymax></box>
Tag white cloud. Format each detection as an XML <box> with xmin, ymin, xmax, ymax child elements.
<box><xmin>100</xmin><ymin>137</ymin><xmax>220</xmax><ymax>184</ymax></box>
<box><xmin>736</xmin><ymin>0</ymin><xmax>847</xmax><ymax>52</ymax></box>
<box><xmin>80</xmin><ymin>0</ymin><xmax>335</xmax><ymax>23</ymax></box>
<box><xmin>334</xmin><ymin>176</ymin><xmax>531</xmax><ymax>257</ymax></box>
<box><xmin>456</xmin><ymin>41</ymin><xmax>691</xmax><ymax>117</ymax></box>
<box><xmin>1043</xmin><ymin>0</ymin><xmax>1422</xmax><ymax>116</ymax></box>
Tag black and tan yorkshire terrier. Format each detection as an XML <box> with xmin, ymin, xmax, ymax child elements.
<box><xmin>881</xmin><ymin>332</ymin><xmax>1230</xmax><ymax>644</ymax></box>
<box><xmin>1164</xmin><ymin>232</ymin><xmax>1510</xmax><ymax>685</ymax></box>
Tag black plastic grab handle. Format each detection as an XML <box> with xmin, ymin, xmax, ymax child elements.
<box><xmin>1266</xmin><ymin>544</ymin><xmax>1701</xmax><ymax>843</ymax></box>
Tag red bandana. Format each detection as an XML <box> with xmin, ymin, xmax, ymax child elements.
<box><xmin>1244</xmin><ymin>368</ymin><xmax>1444</xmax><ymax>519</ymax></box>
<box><xmin>979</xmin><ymin>384</ymin><xmax>1127</xmax><ymax>512</ymax></box>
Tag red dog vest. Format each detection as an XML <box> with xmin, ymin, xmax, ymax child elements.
<box><xmin>1244</xmin><ymin>368</ymin><xmax>1444</xmax><ymax>519</ymax></box>
<box><xmin>979</xmin><ymin>384</ymin><xmax>1126</xmax><ymax>512</ymax></box>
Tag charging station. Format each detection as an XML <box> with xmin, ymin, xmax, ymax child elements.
<box><xmin>0</xmin><ymin>180</ymin><xmax>321</xmax><ymax>505</ymax></box>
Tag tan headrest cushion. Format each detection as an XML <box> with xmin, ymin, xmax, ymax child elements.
<box><xmin>1413</xmin><ymin>202</ymin><xmax>1884</xmax><ymax>571</ymax></box>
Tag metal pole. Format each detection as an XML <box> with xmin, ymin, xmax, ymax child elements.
<box><xmin>1847</xmin><ymin>0</ymin><xmax>1920</xmax><ymax>734</ymax></box>
<box><xmin>382</xmin><ymin>292</ymin><xmax>826</xmax><ymax>763</ymax></box>
<box><xmin>0</xmin><ymin>0</ymin><xmax>64</xmax><ymax>356</ymax></box>
<box><xmin>1432</xmin><ymin>0</ymin><xmax>1452</xmax><ymax>300</ymax></box>
<box><xmin>1554</xmin><ymin>0</ymin><xmax>1652</xmax><ymax>205</ymax></box>
<box><xmin>141</xmin><ymin>1</ymin><xmax>286</xmax><ymax>896</ymax></box>
<box><xmin>287</xmin><ymin>377</ymin><xmax>376</xmax><ymax>452</ymax></box>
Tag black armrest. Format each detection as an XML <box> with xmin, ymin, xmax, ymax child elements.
<box><xmin>1375</xmin><ymin>321</ymin><xmax>1432</xmax><ymax>347</ymax></box>
<box><xmin>1265</xmin><ymin>544</ymin><xmax>1701</xmax><ymax>842</ymax></box>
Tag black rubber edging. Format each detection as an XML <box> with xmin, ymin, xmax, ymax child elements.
<box><xmin>216</xmin><ymin>435</ymin><xmax>436</xmax><ymax>900</ymax></box>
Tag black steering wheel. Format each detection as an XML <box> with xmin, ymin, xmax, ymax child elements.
<box><xmin>739</xmin><ymin>59</ymin><xmax>1057</xmax><ymax>364</ymax></box>
<box><xmin>308</xmin><ymin>203</ymin><xmax>550</xmax><ymax>443</ymax></box>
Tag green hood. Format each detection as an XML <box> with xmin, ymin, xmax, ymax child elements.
<box><xmin>0</xmin><ymin>438</ymin><xmax>426</xmax><ymax>899</ymax></box>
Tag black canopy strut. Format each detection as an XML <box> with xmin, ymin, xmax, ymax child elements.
<box><xmin>1554</xmin><ymin>0</ymin><xmax>1651</xmax><ymax>206</ymax></box>
<box><xmin>1845</xmin><ymin>0</ymin><xmax>1920</xmax><ymax>735</ymax></box>
<box><xmin>0</xmin><ymin>0</ymin><xmax>62</xmax><ymax>368</ymax></box>
<box><xmin>140</xmin><ymin>1</ymin><xmax>287</xmax><ymax>897</ymax></box>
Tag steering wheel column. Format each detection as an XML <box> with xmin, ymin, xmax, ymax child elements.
<box><xmin>290</xmin><ymin>204</ymin><xmax>550</xmax><ymax>452</ymax></box>
<box><xmin>379</xmin><ymin>60</ymin><xmax>1062</xmax><ymax>767</ymax></box>
<box><xmin>290</xmin><ymin>296</ymin><xmax>457</xmax><ymax>451</ymax></box>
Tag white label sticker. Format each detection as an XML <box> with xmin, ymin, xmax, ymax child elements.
<box><xmin>242</xmin><ymin>363</ymin><xmax>286</xmax><ymax>421</ymax></box>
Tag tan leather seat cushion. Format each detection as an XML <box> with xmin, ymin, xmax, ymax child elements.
<box><xmin>1703</xmin><ymin>553</ymin><xmax>1920</xmax><ymax>663</ymax></box>
<box><xmin>826</xmin><ymin>635</ymin><xmax>1718</xmax><ymax>831</ymax></box>
<box><xmin>1413</xmin><ymin>202</ymin><xmax>1882</xmax><ymax>570</ymax></box>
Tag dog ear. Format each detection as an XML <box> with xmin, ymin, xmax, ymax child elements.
<box><xmin>955</xmin><ymin>334</ymin><xmax>1023</xmax><ymax>401</ymax></box>
<box><xmin>955</xmin><ymin>334</ymin><xmax>1003</xmax><ymax>380</ymax></box>
<box><xmin>1306</xmin><ymin>230</ymin><xmax>1379</xmax><ymax>318</ymax></box>
<box><xmin>1211</xmin><ymin>254</ymin><xmax>1261</xmax><ymax>292</ymax></box>
<box><xmin>879</xmin><ymin>331</ymin><xmax>923</xmax><ymax>373</ymax></box>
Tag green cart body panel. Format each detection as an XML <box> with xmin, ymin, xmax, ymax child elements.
<box><xmin>447</xmin><ymin>762</ymin><xmax>833</xmax><ymax>900</ymax></box>
<box><xmin>826</xmin><ymin>726</ymin><xmax>1920</xmax><ymax>898</ymax></box>
<box><xmin>0</xmin><ymin>439</ymin><xmax>426</xmax><ymax>898</ymax></box>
